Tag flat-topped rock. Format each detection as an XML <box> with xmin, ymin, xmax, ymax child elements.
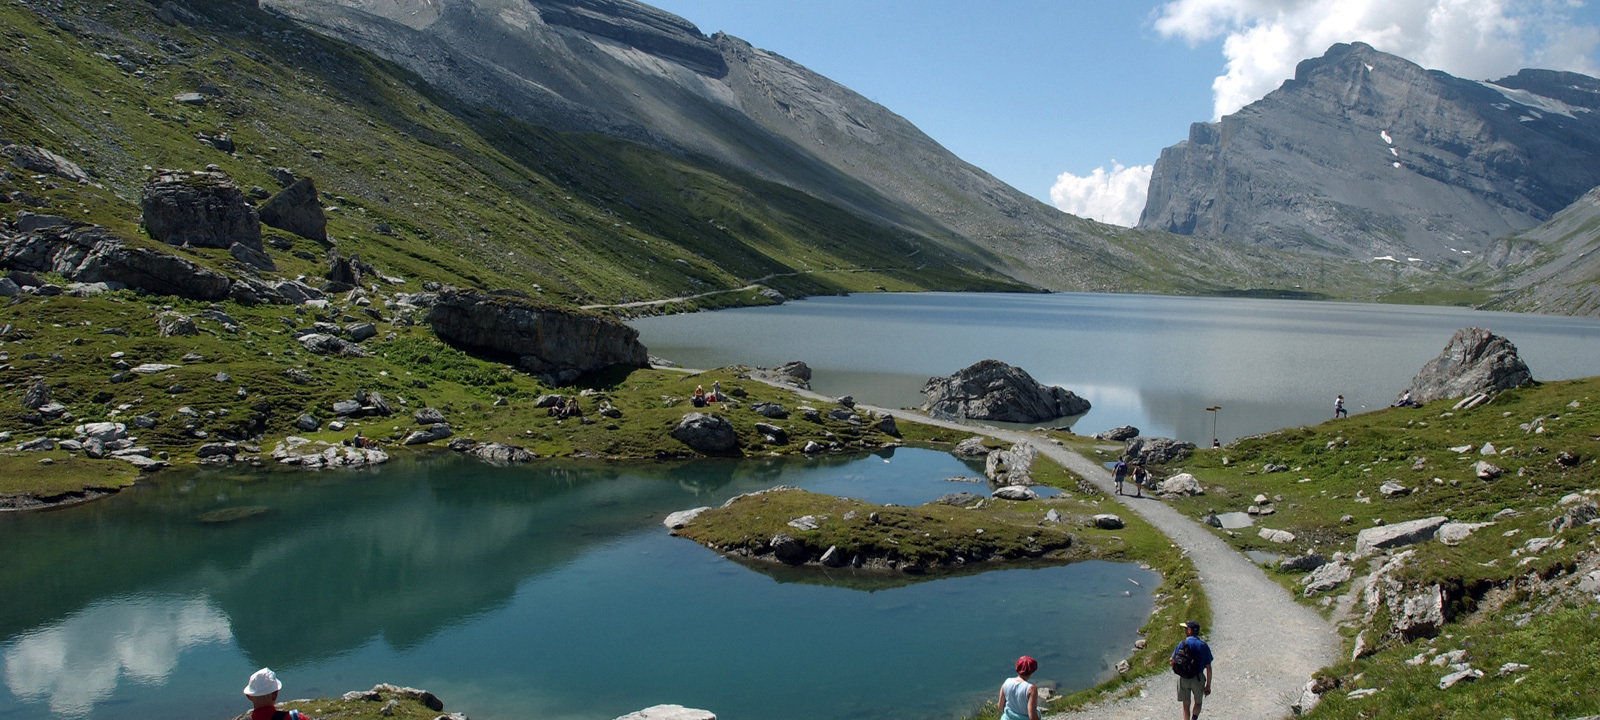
<box><xmin>1356</xmin><ymin>516</ymin><xmax>1448</xmax><ymax>556</ymax></box>
<box><xmin>614</xmin><ymin>705</ymin><xmax>716</xmax><ymax>720</ymax></box>
<box><xmin>921</xmin><ymin>359</ymin><xmax>1090</xmax><ymax>422</ymax></box>
<box><xmin>1125</xmin><ymin>436</ymin><xmax>1195</xmax><ymax>465</ymax></box>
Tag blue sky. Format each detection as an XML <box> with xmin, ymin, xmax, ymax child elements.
<box><xmin>648</xmin><ymin>0</ymin><xmax>1600</xmax><ymax>226</ymax></box>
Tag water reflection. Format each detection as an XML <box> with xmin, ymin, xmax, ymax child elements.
<box><xmin>4</xmin><ymin>596</ymin><xmax>231</xmax><ymax>717</ymax></box>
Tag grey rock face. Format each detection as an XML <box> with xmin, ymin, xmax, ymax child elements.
<box><xmin>228</xmin><ymin>242</ymin><xmax>276</xmax><ymax>272</ymax></box>
<box><xmin>1096</xmin><ymin>425</ymin><xmax>1139</xmax><ymax>441</ymax></box>
<box><xmin>402</xmin><ymin>423</ymin><xmax>453</xmax><ymax>445</ymax></box>
<box><xmin>934</xmin><ymin>491</ymin><xmax>983</xmax><ymax>507</ymax></box>
<box><xmin>670</xmin><ymin>412</ymin><xmax>737</xmax><ymax>453</ymax></box>
<box><xmin>141</xmin><ymin>170</ymin><xmax>261</xmax><ymax>250</ymax></box>
<box><xmin>662</xmin><ymin>507</ymin><xmax>709</xmax><ymax>530</ymax></box>
<box><xmin>295</xmin><ymin>414</ymin><xmax>320</xmax><ymax>431</ymax></box>
<box><xmin>1157</xmin><ymin>472</ymin><xmax>1204</xmax><ymax>496</ymax></box>
<box><xmin>257</xmin><ymin>177</ymin><xmax>327</xmax><ymax>242</ymax></box>
<box><xmin>299</xmin><ymin>333</ymin><xmax>367</xmax><ymax>357</ymax></box>
<box><xmin>1093</xmin><ymin>513</ymin><xmax>1124</xmax><ymax>529</ymax></box>
<box><xmin>413</xmin><ymin>407</ymin><xmax>446</xmax><ymax>424</ymax></box>
<box><xmin>4</xmin><ymin>144</ymin><xmax>89</xmax><ymax>183</ymax></box>
<box><xmin>0</xmin><ymin>223</ymin><xmax>233</xmax><ymax>300</ymax></box>
<box><xmin>1393</xmin><ymin>584</ymin><xmax>1447</xmax><ymax>639</ymax></box>
<box><xmin>752</xmin><ymin>422</ymin><xmax>786</xmax><ymax>444</ymax></box>
<box><xmin>21</xmin><ymin>381</ymin><xmax>49</xmax><ymax>410</ymax></box>
<box><xmin>952</xmin><ymin>436</ymin><xmax>990</xmax><ymax>457</ymax></box>
<box><xmin>750</xmin><ymin>402</ymin><xmax>787</xmax><ymax>419</ymax></box>
<box><xmin>1280</xmin><ymin>553</ymin><xmax>1328</xmax><ymax>572</ymax></box>
<box><xmin>427</xmin><ymin>288</ymin><xmax>648</xmax><ymax>377</ymax></box>
<box><xmin>1437</xmin><ymin>522</ymin><xmax>1494</xmax><ymax>546</ymax></box>
<box><xmin>1355</xmin><ymin>515</ymin><xmax>1448</xmax><ymax>556</ymax></box>
<box><xmin>1124</xmin><ymin>436</ymin><xmax>1196</xmax><ymax>465</ymax></box>
<box><xmin>992</xmin><ymin>485</ymin><xmax>1039</xmax><ymax>501</ymax></box>
<box><xmin>448</xmin><ymin>439</ymin><xmax>535</xmax><ymax>465</ymax></box>
<box><xmin>769</xmin><ymin>533</ymin><xmax>807</xmax><ymax>564</ymax></box>
<box><xmin>1301</xmin><ymin>561</ymin><xmax>1352</xmax><ymax>595</ymax></box>
<box><xmin>921</xmin><ymin>359</ymin><xmax>1090</xmax><ymax>423</ymax></box>
<box><xmin>984</xmin><ymin>442</ymin><xmax>1037</xmax><ymax>486</ymax></box>
<box><xmin>1400</xmin><ymin>328</ymin><xmax>1533</xmax><ymax>404</ymax></box>
<box><xmin>1141</xmin><ymin>42</ymin><xmax>1600</xmax><ymax>261</ymax></box>
<box><xmin>156</xmin><ymin>311</ymin><xmax>197</xmax><ymax>337</ymax></box>
<box><xmin>1481</xmin><ymin>186</ymin><xmax>1600</xmax><ymax>315</ymax></box>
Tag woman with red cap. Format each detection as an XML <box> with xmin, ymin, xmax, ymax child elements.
<box><xmin>998</xmin><ymin>655</ymin><xmax>1040</xmax><ymax>720</ymax></box>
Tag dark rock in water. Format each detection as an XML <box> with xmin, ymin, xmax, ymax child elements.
<box><xmin>933</xmin><ymin>491</ymin><xmax>983</xmax><ymax>507</ymax></box>
<box><xmin>1124</xmin><ymin>436</ymin><xmax>1196</xmax><ymax>465</ymax></box>
<box><xmin>1096</xmin><ymin>425</ymin><xmax>1139</xmax><ymax>441</ymax></box>
<box><xmin>141</xmin><ymin>170</ymin><xmax>261</xmax><ymax>250</ymax></box>
<box><xmin>257</xmin><ymin>177</ymin><xmax>326</xmax><ymax>242</ymax></box>
<box><xmin>1400</xmin><ymin>327</ymin><xmax>1533</xmax><ymax>404</ymax></box>
<box><xmin>670</xmin><ymin>412</ymin><xmax>737</xmax><ymax>453</ymax></box>
<box><xmin>0</xmin><ymin>222</ymin><xmax>233</xmax><ymax>300</ymax></box>
<box><xmin>427</xmin><ymin>288</ymin><xmax>648</xmax><ymax>378</ymax></box>
<box><xmin>921</xmin><ymin>359</ymin><xmax>1090</xmax><ymax>423</ymax></box>
<box><xmin>769</xmin><ymin>533</ymin><xmax>807</xmax><ymax>565</ymax></box>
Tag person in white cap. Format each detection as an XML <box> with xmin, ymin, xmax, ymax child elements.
<box><xmin>243</xmin><ymin>668</ymin><xmax>309</xmax><ymax>720</ymax></box>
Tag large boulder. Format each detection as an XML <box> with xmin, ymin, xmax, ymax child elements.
<box><xmin>1355</xmin><ymin>516</ymin><xmax>1449</xmax><ymax>556</ymax></box>
<box><xmin>427</xmin><ymin>288</ymin><xmax>648</xmax><ymax>380</ymax></box>
<box><xmin>1399</xmin><ymin>328</ymin><xmax>1533</xmax><ymax>404</ymax></box>
<box><xmin>984</xmin><ymin>442</ymin><xmax>1037</xmax><ymax>485</ymax></box>
<box><xmin>921</xmin><ymin>359</ymin><xmax>1090</xmax><ymax>423</ymax></box>
<box><xmin>1124</xmin><ymin>436</ymin><xmax>1196</xmax><ymax>465</ymax></box>
<box><xmin>140</xmin><ymin>170</ymin><xmax>261</xmax><ymax>250</ymax></box>
<box><xmin>402</xmin><ymin>423</ymin><xmax>453</xmax><ymax>445</ymax></box>
<box><xmin>0</xmin><ymin>222</ymin><xmax>232</xmax><ymax>300</ymax></box>
<box><xmin>1096</xmin><ymin>425</ymin><xmax>1140</xmax><ymax>441</ymax></box>
<box><xmin>4</xmin><ymin>144</ymin><xmax>89</xmax><ymax>183</ymax></box>
<box><xmin>1157</xmin><ymin>472</ymin><xmax>1204</xmax><ymax>496</ymax></box>
<box><xmin>670</xmin><ymin>413</ymin><xmax>737</xmax><ymax>453</ymax></box>
<box><xmin>257</xmin><ymin>177</ymin><xmax>327</xmax><ymax>242</ymax></box>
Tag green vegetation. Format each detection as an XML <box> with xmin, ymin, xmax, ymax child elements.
<box><xmin>0</xmin><ymin>452</ymin><xmax>138</xmax><ymax>498</ymax></box>
<box><xmin>1377</xmin><ymin>289</ymin><xmax>1495</xmax><ymax>307</ymax></box>
<box><xmin>274</xmin><ymin>687</ymin><xmax>447</xmax><ymax>720</ymax></box>
<box><xmin>1148</xmin><ymin>377</ymin><xmax>1600</xmax><ymax>718</ymax></box>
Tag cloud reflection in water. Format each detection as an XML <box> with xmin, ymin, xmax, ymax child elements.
<box><xmin>4</xmin><ymin>595</ymin><xmax>232</xmax><ymax>717</ymax></box>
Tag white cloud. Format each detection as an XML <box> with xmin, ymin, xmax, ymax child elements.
<box><xmin>4</xmin><ymin>595</ymin><xmax>233</xmax><ymax>717</ymax></box>
<box><xmin>1049</xmin><ymin>162</ymin><xmax>1154</xmax><ymax>227</ymax></box>
<box><xmin>1154</xmin><ymin>0</ymin><xmax>1600</xmax><ymax>119</ymax></box>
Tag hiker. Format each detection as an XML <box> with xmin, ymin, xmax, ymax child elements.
<box><xmin>1211</xmin><ymin>438</ymin><xmax>1221</xmax><ymax>449</ymax></box>
<box><xmin>561</xmin><ymin>397</ymin><xmax>582</xmax><ymax>418</ymax></box>
<box><xmin>1112</xmin><ymin>457</ymin><xmax>1128</xmax><ymax>495</ymax></box>
<box><xmin>1170</xmin><ymin>621</ymin><xmax>1214</xmax><ymax>720</ymax></box>
<box><xmin>243</xmin><ymin>668</ymin><xmax>310</xmax><ymax>720</ymax></box>
<box><xmin>692</xmin><ymin>385</ymin><xmax>708</xmax><ymax>407</ymax></box>
<box><xmin>998</xmin><ymin>655</ymin><xmax>1041</xmax><ymax>720</ymax></box>
<box><xmin>1132</xmin><ymin>463</ymin><xmax>1149</xmax><ymax>498</ymax></box>
<box><xmin>1393</xmin><ymin>390</ymin><xmax>1418</xmax><ymax>408</ymax></box>
<box><xmin>711</xmin><ymin>380</ymin><xmax>722</xmax><ymax>402</ymax></box>
<box><xmin>1334</xmin><ymin>394</ymin><xmax>1348</xmax><ymax>418</ymax></box>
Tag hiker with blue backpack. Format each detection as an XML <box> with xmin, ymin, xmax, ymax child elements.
<box><xmin>1170</xmin><ymin>620</ymin><xmax>1213</xmax><ymax>720</ymax></box>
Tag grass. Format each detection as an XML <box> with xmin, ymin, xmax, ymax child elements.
<box><xmin>271</xmin><ymin>687</ymin><xmax>448</xmax><ymax>720</ymax></box>
<box><xmin>1377</xmin><ymin>289</ymin><xmax>1496</xmax><ymax>307</ymax></box>
<box><xmin>1134</xmin><ymin>377</ymin><xmax>1599</xmax><ymax>718</ymax></box>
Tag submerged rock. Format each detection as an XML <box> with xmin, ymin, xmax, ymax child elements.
<box><xmin>921</xmin><ymin>359</ymin><xmax>1090</xmax><ymax>422</ymax></box>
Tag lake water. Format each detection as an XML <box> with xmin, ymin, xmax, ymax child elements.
<box><xmin>633</xmin><ymin>292</ymin><xmax>1600</xmax><ymax>443</ymax></box>
<box><xmin>0</xmin><ymin>449</ymin><xmax>1152</xmax><ymax>720</ymax></box>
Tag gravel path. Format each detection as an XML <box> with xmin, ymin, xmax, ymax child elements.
<box><xmin>786</xmin><ymin>387</ymin><xmax>1338</xmax><ymax>719</ymax></box>
<box><xmin>718</xmin><ymin>374</ymin><xmax>1341</xmax><ymax>719</ymax></box>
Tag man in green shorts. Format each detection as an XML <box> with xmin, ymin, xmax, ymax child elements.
<box><xmin>1170</xmin><ymin>620</ymin><xmax>1213</xmax><ymax>719</ymax></box>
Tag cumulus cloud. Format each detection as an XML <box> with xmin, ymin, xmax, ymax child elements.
<box><xmin>1049</xmin><ymin>163</ymin><xmax>1154</xmax><ymax>227</ymax></box>
<box><xmin>1154</xmin><ymin>0</ymin><xmax>1600</xmax><ymax>119</ymax></box>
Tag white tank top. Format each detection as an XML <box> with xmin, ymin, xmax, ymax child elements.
<box><xmin>1002</xmin><ymin>677</ymin><xmax>1033</xmax><ymax>718</ymax></box>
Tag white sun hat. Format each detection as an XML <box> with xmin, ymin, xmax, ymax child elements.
<box><xmin>243</xmin><ymin>668</ymin><xmax>283</xmax><ymax>696</ymax></box>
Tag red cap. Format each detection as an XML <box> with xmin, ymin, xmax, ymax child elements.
<box><xmin>1016</xmin><ymin>656</ymin><xmax>1038</xmax><ymax>675</ymax></box>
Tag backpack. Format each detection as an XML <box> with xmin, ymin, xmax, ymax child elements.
<box><xmin>1172</xmin><ymin>641</ymin><xmax>1200</xmax><ymax>678</ymax></box>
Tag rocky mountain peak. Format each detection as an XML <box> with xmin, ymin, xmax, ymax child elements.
<box><xmin>1140</xmin><ymin>42</ymin><xmax>1600</xmax><ymax>262</ymax></box>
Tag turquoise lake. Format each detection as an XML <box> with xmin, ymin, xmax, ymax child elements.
<box><xmin>632</xmin><ymin>292</ymin><xmax>1600</xmax><ymax>443</ymax></box>
<box><xmin>0</xmin><ymin>448</ymin><xmax>1153</xmax><ymax>720</ymax></box>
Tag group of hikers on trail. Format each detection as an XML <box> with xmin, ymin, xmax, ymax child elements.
<box><xmin>998</xmin><ymin>620</ymin><xmax>1213</xmax><ymax>720</ymax></box>
<box><xmin>1110</xmin><ymin>456</ymin><xmax>1153</xmax><ymax>497</ymax></box>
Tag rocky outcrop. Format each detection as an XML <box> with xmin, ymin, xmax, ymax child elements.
<box><xmin>4</xmin><ymin>144</ymin><xmax>89</xmax><ymax>183</ymax></box>
<box><xmin>1140</xmin><ymin>42</ymin><xmax>1600</xmax><ymax>261</ymax></box>
<box><xmin>670</xmin><ymin>412</ymin><xmax>737</xmax><ymax>453</ymax></box>
<box><xmin>1355</xmin><ymin>516</ymin><xmax>1448</xmax><ymax>556</ymax></box>
<box><xmin>447</xmin><ymin>438</ymin><xmax>535</xmax><ymax>465</ymax></box>
<box><xmin>140</xmin><ymin>170</ymin><xmax>261</xmax><ymax>250</ymax></box>
<box><xmin>1124</xmin><ymin>436</ymin><xmax>1195</xmax><ymax>465</ymax></box>
<box><xmin>1157</xmin><ymin>472</ymin><xmax>1203</xmax><ymax>496</ymax></box>
<box><xmin>613</xmin><ymin>705</ymin><xmax>716</xmax><ymax>720</ymax></box>
<box><xmin>952</xmin><ymin>436</ymin><xmax>990</xmax><ymax>458</ymax></box>
<box><xmin>402</xmin><ymin>423</ymin><xmax>453</xmax><ymax>445</ymax></box>
<box><xmin>921</xmin><ymin>359</ymin><xmax>1090</xmax><ymax>423</ymax></box>
<box><xmin>427</xmin><ymin>288</ymin><xmax>648</xmax><ymax>381</ymax></box>
<box><xmin>984</xmin><ymin>442</ymin><xmax>1037</xmax><ymax>486</ymax></box>
<box><xmin>1399</xmin><ymin>328</ymin><xmax>1533</xmax><ymax>404</ymax></box>
<box><xmin>1095</xmin><ymin>425</ymin><xmax>1139</xmax><ymax>441</ymax></box>
<box><xmin>0</xmin><ymin>220</ymin><xmax>233</xmax><ymax>300</ymax></box>
<box><xmin>258</xmin><ymin>177</ymin><xmax>327</xmax><ymax>242</ymax></box>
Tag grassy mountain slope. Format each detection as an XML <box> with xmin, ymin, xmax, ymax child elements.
<box><xmin>0</xmin><ymin>0</ymin><xmax>1023</xmax><ymax>307</ymax></box>
<box><xmin>1475</xmin><ymin>186</ymin><xmax>1600</xmax><ymax>317</ymax></box>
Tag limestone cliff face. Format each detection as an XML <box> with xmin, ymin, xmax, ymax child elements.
<box><xmin>426</xmin><ymin>289</ymin><xmax>648</xmax><ymax>378</ymax></box>
<box><xmin>1480</xmin><ymin>186</ymin><xmax>1600</xmax><ymax>317</ymax></box>
<box><xmin>1139</xmin><ymin>42</ymin><xmax>1600</xmax><ymax>262</ymax></box>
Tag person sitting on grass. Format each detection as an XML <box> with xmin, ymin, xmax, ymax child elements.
<box><xmin>242</xmin><ymin>668</ymin><xmax>309</xmax><ymax>720</ymax></box>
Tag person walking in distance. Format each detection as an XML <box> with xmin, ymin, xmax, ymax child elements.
<box><xmin>1334</xmin><ymin>394</ymin><xmax>1348</xmax><ymax>418</ymax></box>
<box><xmin>1170</xmin><ymin>621</ymin><xmax>1213</xmax><ymax>720</ymax></box>
<box><xmin>1112</xmin><ymin>456</ymin><xmax>1128</xmax><ymax>495</ymax></box>
<box><xmin>998</xmin><ymin>655</ymin><xmax>1041</xmax><ymax>720</ymax></box>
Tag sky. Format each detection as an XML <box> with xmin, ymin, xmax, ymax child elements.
<box><xmin>647</xmin><ymin>0</ymin><xmax>1600</xmax><ymax>227</ymax></box>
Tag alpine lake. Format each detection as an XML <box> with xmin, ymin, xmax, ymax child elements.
<box><xmin>6</xmin><ymin>291</ymin><xmax>1600</xmax><ymax>720</ymax></box>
